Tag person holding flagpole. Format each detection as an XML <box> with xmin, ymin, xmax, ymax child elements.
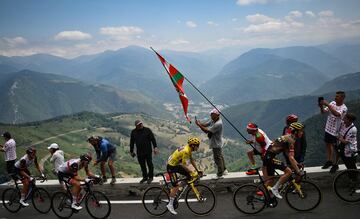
<box><xmin>195</xmin><ymin>109</ymin><xmax>228</xmax><ymax>179</ymax></box>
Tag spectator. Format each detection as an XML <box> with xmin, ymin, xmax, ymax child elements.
<box><xmin>87</xmin><ymin>136</ymin><xmax>117</xmax><ymax>185</ymax></box>
<box><xmin>0</xmin><ymin>132</ymin><xmax>17</xmax><ymax>179</ymax></box>
<box><xmin>338</xmin><ymin>113</ymin><xmax>357</xmax><ymax>170</ymax></box>
<box><xmin>48</xmin><ymin>143</ymin><xmax>64</xmax><ymax>174</ymax></box>
<box><xmin>195</xmin><ymin>109</ymin><xmax>228</xmax><ymax>179</ymax></box>
<box><xmin>245</xmin><ymin>123</ymin><xmax>272</xmax><ymax>175</ymax></box>
<box><xmin>282</xmin><ymin>114</ymin><xmax>307</xmax><ymax>164</ymax></box>
<box><xmin>130</xmin><ymin>120</ymin><xmax>158</xmax><ymax>184</ymax></box>
<box><xmin>319</xmin><ymin>91</ymin><xmax>347</xmax><ymax>173</ymax></box>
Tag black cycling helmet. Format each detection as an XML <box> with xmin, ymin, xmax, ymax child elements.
<box><xmin>290</xmin><ymin>122</ymin><xmax>304</xmax><ymax>131</ymax></box>
<box><xmin>26</xmin><ymin>147</ymin><xmax>36</xmax><ymax>155</ymax></box>
<box><xmin>80</xmin><ymin>153</ymin><xmax>92</xmax><ymax>162</ymax></box>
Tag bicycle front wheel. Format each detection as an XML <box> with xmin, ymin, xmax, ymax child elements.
<box><xmin>85</xmin><ymin>191</ymin><xmax>111</xmax><ymax>219</ymax></box>
<box><xmin>233</xmin><ymin>184</ymin><xmax>266</xmax><ymax>214</ymax></box>
<box><xmin>32</xmin><ymin>187</ymin><xmax>51</xmax><ymax>213</ymax></box>
<box><xmin>2</xmin><ymin>188</ymin><xmax>21</xmax><ymax>213</ymax></box>
<box><xmin>333</xmin><ymin>169</ymin><xmax>360</xmax><ymax>202</ymax></box>
<box><xmin>185</xmin><ymin>184</ymin><xmax>216</xmax><ymax>216</ymax></box>
<box><xmin>51</xmin><ymin>191</ymin><xmax>73</xmax><ymax>219</ymax></box>
<box><xmin>285</xmin><ymin>180</ymin><xmax>322</xmax><ymax>211</ymax></box>
<box><xmin>142</xmin><ymin>186</ymin><xmax>169</xmax><ymax>216</ymax></box>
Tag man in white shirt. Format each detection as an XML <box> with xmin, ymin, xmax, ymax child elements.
<box><xmin>319</xmin><ymin>91</ymin><xmax>347</xmax><ymax>173</ymax></box>
<box><xmin>0</xmin><ymin>132</ymin><xmax>17</xmax><ymax>177</ymax></box>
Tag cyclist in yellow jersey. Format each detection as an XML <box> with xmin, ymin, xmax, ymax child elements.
<box><xmin>166</xmin><ymin>137</ymin><xmax>202</xmax><ymax>215</ymax></box>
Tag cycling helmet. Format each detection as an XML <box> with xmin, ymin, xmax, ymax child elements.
<box><xmin>80</xmin><ymin>153</ymin><xmax>92</xmax><ymax>162</ymax></box>
<box><xmin>26</xmin><ymin>147</ymin><xmax>36</xmax><ymax>154</ymax></box>
<box><xmin>286</xmin><ymin>114</ymin><xmax>298</xmax><ymax>124</ymax></box>
<box><xmin>246</xmin><ymin>123</ymin><xmax>258</xmax><ymax>131</ymax></box>
<box><xmin>290</xmin><ymin>122</ymin><xmax>304</xmax><ymax>131</ymax></box>
<box><xmin>188</xmin><ymin>137</ymin><xmax>200</xmax><ymax>146</ymax></box>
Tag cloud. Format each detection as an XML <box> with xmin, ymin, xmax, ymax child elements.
<box><xmin>288</xmin><ymin>10</ymin><xmax>302</xmax><ymax>18</ymax></box>
<box><xmin>246</xmin><ymin>13</ymin><xmax>275</xmax><ymax>24</ymax></box>
<box><xmin>186</xmin><ymin>21</ymin><xmax>197</xmax><ymax>28</ymax></box>
<box><xmin>244</xmin><ymin>21</ymin><xmax>284</xmax><ymax>33</ymax></box>
<box><xmin>170</xmin><ymin>39</ymin><xmax>190</xmax><ymax>45</ymax></box>
<box><xmin>54</xmin><ymin>31</ymin><xmax>92</xmax><ymax>41</ymax></box>
<box><xmin>207</xmin><ymin>21</ymin><xmax>219</xmax><ymax>27</ymax></box>
<box><xmin>236</xmin><ymin>0</ymin><xmax>268</xmax><ymax>6</ymax></box>
<box><xmin>100</xmin><ymin>26</ymin><xmax>143</xmax><ymax>36</ymax></box>
<box><xmin>318</xmin><ymin>10</ymin><xmax>334</xmax><ymax>17</ymax></box>
<box><xmin>305</xmin><ymin>11</ymin><xmax>315</xmax><ymax>17</ymax></box>
<box><xmin>1</xmin><ymin>36</ymin><xmax>28</xmax><ymax>47</ymax></box>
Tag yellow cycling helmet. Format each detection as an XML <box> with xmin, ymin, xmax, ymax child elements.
<box><xmin>290</xmin><ymin>122</ymin><xmax>304</xmax><ymax>131</ymax></box>
<box><xmin>188</xmin><ymin>137</ymin><xmax>200</xmax><ymax>146</ymax></box>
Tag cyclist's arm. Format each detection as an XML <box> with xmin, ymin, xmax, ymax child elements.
<box><xmin>288</xmin><ymin>145</ymin><xmax>300</xmax><ymax>174</ymax></box>
<box><xmin>84</xmin><ymin>164</ymin><xmax>95</xmax><ymax>178</ymax></box>
<box><xmin>190</xmin><ymin>158</ymin><xmax>199</xmax><ymax>172</ymax></box>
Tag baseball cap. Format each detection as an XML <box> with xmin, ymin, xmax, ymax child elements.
<box><xmin>246</xmin><ymin>123</ymin><xmax>258</xmax><ymax>131</ymax></box>
<box><xmin>47</xmin><ymin>143</ymin><xmax>59</xmax><ymax>150</ymax></box>
<box><xmin>210</xmin><ymin>109</ymin><xmax>220</xmax><ymax>115</ymax></box>
<box><xmin>135</xmin><ymin>120</ymin><xmax>143</xmax><ymax>126</ymax></box>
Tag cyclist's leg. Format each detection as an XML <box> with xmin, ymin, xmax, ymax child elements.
<box><xmin>18</xmin><ymin>169</ymin><xmax>30</xmax><ymax>205</ymax></box>
<box><xmin>269</xmin><ymin>159</ymin><xmax>290</xmax><ymax>199</ymax></box>
<box><xmin>69</xmin><ymin>178</ymin><xmax>82</xmax><ymax>210</ymax></box>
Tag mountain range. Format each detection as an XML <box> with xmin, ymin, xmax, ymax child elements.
<box><xmin>0</xmin><ymin>70</ymin><xmax>168</xmax><ymax>123</ymax></box>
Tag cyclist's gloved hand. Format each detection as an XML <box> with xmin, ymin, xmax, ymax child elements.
<box><xmin>85</xmin><ymin>178</ymin><xmax>92</xmax><ymax>183</ymax></box>
<box><xmin>197</xmin><ymin>171</ymin><xmax>203</xmax><ymax>177</ymax></box>
<box><xmin>41</xmin><ymin>173</ymin><xmax>46</xmax><ymax>178</ymax></box>
<box><xmin>29</xmin><ymin>176</ymin><xmax>34</xmax><ymax>182</ymax></box>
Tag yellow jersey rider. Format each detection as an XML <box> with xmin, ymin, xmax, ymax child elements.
<box><xmin>166</xmin><ymin>137</ymin><xmax>202</xmax><ymax>215</ymax></box>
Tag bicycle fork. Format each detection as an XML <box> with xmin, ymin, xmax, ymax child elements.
<box><xmin>291</xmin><ymin>180</ymin><xmax>304</xmax><ymax>198</ymax></box>
<box><xmin>189</xmin><ymin>183</ymin><xmax>204</xmax><ymax>202</ymax></box>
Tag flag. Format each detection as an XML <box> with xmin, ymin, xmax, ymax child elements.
<box><xmin>152</xmin><ymin>49</ymin><xmax>190</xmax><ymax>122</ymax></box>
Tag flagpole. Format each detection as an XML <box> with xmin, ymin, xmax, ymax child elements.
<box><xmin>150</xmin><ymin>47</ymin><xmax>258</xmax><ymax>152</ymax></box>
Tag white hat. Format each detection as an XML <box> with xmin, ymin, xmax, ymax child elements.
<box><xmin>48</xmin><ymin>143</ymin><xmax>59</xmax><ymax>150</ymax></box>
<box><xmin>210</xmin><ymin>109</ymin><xmax>220</xmax><ymax>115</ymax></box>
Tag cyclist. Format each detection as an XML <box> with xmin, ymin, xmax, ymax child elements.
<box><xmin>14</xmin><ymin>147</ymin><xmax>45</xmax><ymax>207</ymax></box>
<box><xmin>245</xmin><ymin>123</ymin><xmax>272</xmax><ymax>175</ymax></box>
<box><xmin>166</xmin><ymin>137</ymin><xmax>202</xmax><ymax>215</ymax></box>
<box><xmin>282</xmin><ymin>114</ymin><xmax>307</xmax><ymax>165</ymax></box>
<box><xmin>262</xmin><ymin>122</ymin><xmax>304</xmax><ymax>199</ymax></box>
<box><xmin>57</xmin><ymin>153</ymin><xmax>97</xmax><ymax>210</ymax></box>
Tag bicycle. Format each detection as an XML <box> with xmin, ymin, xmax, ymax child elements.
<box><xmin>2</xmin><ymin>174</ymin><xmax>51</xmax><ymax>214</ymax></box>
<box><xmin>142</xmin><ymin>172</ymin><xmax>216</xmax><ymax>216</ymax></box>
<box><xmin>51</xmin><ymin>177</ymin><xmax>111</xmax><ymax>219</ymax></box>
<box><xmin>333</xmin><ymin>168</ymin><xmax>360</xmax><ymax>202</ymax></box>
<box><xmin>233</xmin><ymin>167</ymin><xmax>322</xmax><ymax>214</ymax></box>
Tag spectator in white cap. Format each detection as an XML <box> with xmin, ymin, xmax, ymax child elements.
<box><xmin>0</xmin><ymin>132</ymin><xmax>17</xmax><ymax>182</ymax></box>
<box><xmin>195</xmin><ymin>108</ymin><xmax>228</xmax><ymax>179</ymax></box>
<box><xmin>48</xmin><ymin>143</ymin><xmax>64</xmax><ymax>175</ymax></box>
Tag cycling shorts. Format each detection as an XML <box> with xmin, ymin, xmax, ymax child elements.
<box><xmin>263</xmin><ymin>151</ymin><xmax>287</xmax><ymax>176</ymax></box>
<box><xmin>166</xmin><ymin>164</ymin><xmax>191</xmax><ymax>187</ymax></box>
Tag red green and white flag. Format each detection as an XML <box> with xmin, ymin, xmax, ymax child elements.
<box><xmin>152</xmin><ymin>49</ymin><xmax>190</xmax><ymax>122</ymax></box>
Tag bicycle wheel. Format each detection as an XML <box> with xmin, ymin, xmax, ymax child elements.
<box><xmin>285</xmin><ymin>180</ymin><xmax>322</xmax><ymax>211</ymax></box>
<box><xmin>185</xmin><ymin>184</ymin><xmax>216</xmax><ymax>216</ymax></box>
<box><xmin>142</xmin><ymin>186</ymin><xmax>169</xmax><ymax>216</ymax></box>
<box><xmin>2</xmin><ymin>188</ymin><xmax>21</xmax><ymax>213</ymax></box>
<box><xmin>333</xmin><ymin>169</ymin><xmax>360</xmax><ymax>202</ymax></box>
<box><xmin>32</xmin><ymin>187</ymin><xmax>51</xmax><ymax>213</ymax></box>
<box><xmin>51</xmin><ymin>191</ymin><xmax>73</xmax><ymax>219</ymax></box>
<box><xmin>85</xmin><ymin>191</ymin><xmax>111</xmax><ymax>219</ymax></box>
<box><xmin>233</xmin><ymin>184</ymin><xmax>266</xmax><ymax>214</ymax></box>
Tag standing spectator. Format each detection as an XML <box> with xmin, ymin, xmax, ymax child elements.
<box><xmin>130</xmin><ymin>120</ymin><xmax>158</xmax><ymax>184</ymax></box>
<box><xmin>245</xmin><ymin>123</ymin><xmax>272</xmax><ymax>175</ymax></box>
<box><xmin>338</xmin><ymin>113</ymin><xmax>357</xmax><ymax>170</ymax></box>
<box><xmin>48</xmin><ymin>143</ymin><xmax>64</xmax><ymax>174</ymax></box>
<box><xmin>195</xmin><ymin>109</ymin><xmax>228</xmax><ymax>179</ymax></box>
<box><xmin>282</xmin><ymin>114</ymin><xmax>307</xmax><ymax>164</ymax></box>
<box><xmin>0</xmin><ymin>132</ymin><xmax>17</xmax><ymax>179</ymax></box>
<box><xmin>319</xmin><ymin>91</ymin><xmax>347</xmax><ymax>173</ymax></box>
<box><xmin>87</xmin><ymin>136</ymin><xmax>117</xmax><ymax>185</ymax></box>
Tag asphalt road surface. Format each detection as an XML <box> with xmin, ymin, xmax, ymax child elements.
<box><xmin>0</xmin><ymin>188</ymin><xmax>359</xmax><ymax>219</ymax></box>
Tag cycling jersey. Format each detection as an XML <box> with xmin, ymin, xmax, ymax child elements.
<box><xmin>167</xmin><ymin>145</ymin><xmax>192</xmax><ymax>166</ymax></box>
<box><xmin>269</xmin><ymin>134</ymin><xmax>295</xmax><ymax>154</ymax></box>
<box><xmin>15</xmin><ymin>154</ymin><xmax>36</xmax><ymax>169</ymax></box>
<box><xmin>249</xmin><ymin>128</ymin><xmax>272</xmax><ymax>156</ymax></box>
<box><xmin>58</xmin><ymin>158</ymin><xmax>81</xmax><ymax>176</ymax></box>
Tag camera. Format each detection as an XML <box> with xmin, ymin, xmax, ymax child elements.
<box><xmin>318</xmin><ymin>96</ymin><xmax>324</xmax><ymax>106</ymax></box>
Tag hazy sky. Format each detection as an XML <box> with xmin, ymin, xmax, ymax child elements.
<box><xmin>1</xmin><ymin>0</ymin><xmax>360</xmax><ymax>58</ymax></box>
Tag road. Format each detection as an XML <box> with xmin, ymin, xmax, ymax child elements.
<box><xmin>0</xmin><ymin>188</ymin><xmax>359</xmax><ymax>219</ymax></box>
